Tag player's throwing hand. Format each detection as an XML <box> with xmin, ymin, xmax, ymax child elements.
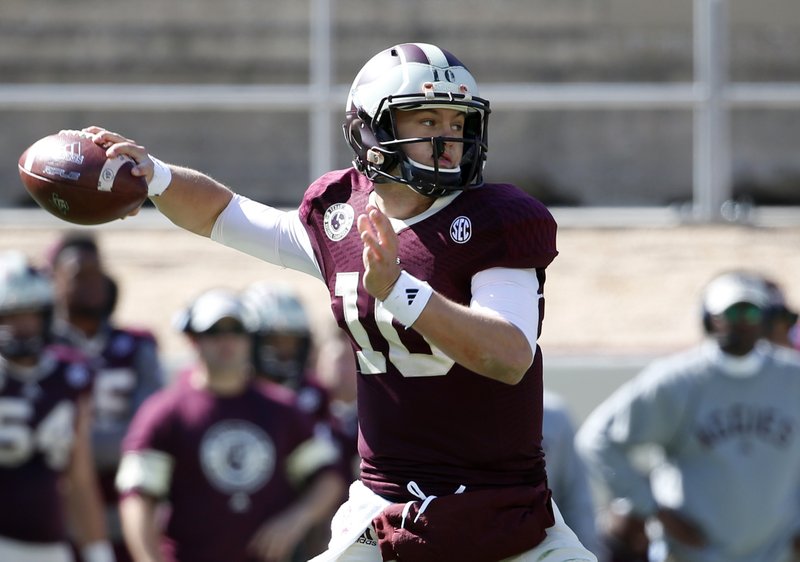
<box><xmin>357</xmin><ymin>205</ymin><xmax>401</xmax><ymax>301</ymax></box>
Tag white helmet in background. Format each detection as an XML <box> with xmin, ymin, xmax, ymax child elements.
<box><xmin>241</xmin><ymin>282</ymin><xmax>312</xmax><ymax>387</ymax></box>
<box><xmin>0</xmin><ymin>251</ymin><xmax>53</xmax><ymax>359</ymax></box>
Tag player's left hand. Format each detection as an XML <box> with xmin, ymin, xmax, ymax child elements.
<box><xmin>357</xmin><ymin>205</ymin><xmax>401</xmax><ymax>301</ymax></box>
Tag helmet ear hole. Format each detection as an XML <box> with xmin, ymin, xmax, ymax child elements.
<box><xmin>344</xmin><ymin>119</ymin><xmax>363</xmax><ymax>150</ymax></box>
<box><xmin>374</xmin><ymin>112</ymin><xmax>395</xmax><ymax>144</ymax></box>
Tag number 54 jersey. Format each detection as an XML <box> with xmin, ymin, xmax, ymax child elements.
<box><xmin>0</xmin><ymin>345</ymin><xmax>93</xmax><ymax>543</ymax></box>
<box><xmin>299</xmin><ymin>168</ymin><xmax>558</xmax><ymax>502</ymax></box>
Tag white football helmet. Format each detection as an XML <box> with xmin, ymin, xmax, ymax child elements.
<box><xmin>0</xmin><ymin>250</ymin><xmax>53</xmax><ymax>359</ymax></box>
<box><xmin>343</xmin><ymin>42</ymin><xmax>491</xmax><ymax>197</ymax></box>
<box><xmin>0</xmin><ymin>251</ymin><xmax>53</xmax><ymax>315</ymax></box>
<box><xmin>241</xmin><ymin>282</ymin><xmax>312</xmax><ymax>387</ymax></box>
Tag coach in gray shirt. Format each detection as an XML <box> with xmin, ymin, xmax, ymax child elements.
<box><xmin>577</xmin><ymin>271</ymin><xmax>800</xmax><ymax>562</ymax></box>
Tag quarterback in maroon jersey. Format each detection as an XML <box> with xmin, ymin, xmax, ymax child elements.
<box><xmin>84</xmin><ymin>42</ymin><xmax>596</xmax><ymax>561</ymax></box>
<box><xmin>0</xmin><ymin>251</ymin><xmax>114</xmax><ymax>562</ymax></box>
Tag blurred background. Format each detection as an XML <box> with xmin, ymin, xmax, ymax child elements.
<box><xmin>2</xmin><ymin>0</ymin><xmax>799</xmax><ymax>421</ymax></box>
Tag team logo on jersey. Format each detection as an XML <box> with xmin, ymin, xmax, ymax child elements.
<box><xmin>450</xmin><ymin>216</ymin><xmax>472</xmax><ymax>244</ymax></box>
<box><xmin>323</xmin><ymin>203</ymin><xmax>355</xmax><ymax>241</ymax></box>
<box><xmin>200</xmin><ymin>420</ymin><xmax>276</xmax><ymax>512</ymax></box>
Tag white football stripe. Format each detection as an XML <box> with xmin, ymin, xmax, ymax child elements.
<box><xmin>23</xmin><ymin>139</ymin><xmax>44</xmax><ymax>171</ymax></box>
<box><xmin>97</xmin><ymin>155</ymin><xmax>133</xmax><ymax>191</ymax></box>
<box><xmin>417</xmin><ymin>43</ymin><xmax>449</xmax><ymax>68</ymax></box>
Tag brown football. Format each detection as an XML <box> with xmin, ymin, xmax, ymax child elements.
<box><xmin>18</xmin><ymin>130</ymin><xmax>148</xmax><ymax>225</ymax></box>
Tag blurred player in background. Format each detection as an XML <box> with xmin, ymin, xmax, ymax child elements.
<box><xmin>576</xmin><ymin>271</ymin><xmax>800</xmax><ymax>562</ymax></box>
<box><xmin>85</xmin><ymin>41</ymin><xmax>595</xmax><ymax>561</ymax></box>
<box><xmin>46</xmin><ymin>232</ymin><xmax>164</xmax><ymax>562</ymax></box>
<box><xmin>761</xmin><ymin>277</ymin><xmax>800</xmax><ymax>350</ymax></box>
<box><xmin>115</xmin><ymin>288</ymin><xmax>345</xmax><ymax>562</ymax></box>
<box><xmin>542</xmin><ymin>390</ymin><xmax>605</xmax><ymax>561</ymax></box>
<box><xmin>241</xmin><ymin>281</ymin><xmax>330</xmax><ymax>422</ymax></box>
<box><xmin>313</xmin><ymin>328</ymin><xmax>360</xmax><ymax>483</ymax></box>
<box><xmin>0</xmin><ymin>251</ymin><xmax>114</xmax><ymax>562</ymax></box>
<box><xmin>241</xmin><ymin>281</ymin><xmax>355</xmax><ymax>555</ymax></box>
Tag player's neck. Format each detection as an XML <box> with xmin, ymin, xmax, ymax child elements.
<box><xmin>192</xmin><ymin>367</ymin><xmax>251</xmax><ymax>396</ymax></box>
<box><xmin>373</xmin><ymin>183</ymin><xmax>435</xmax><ymax>220</ymax></box>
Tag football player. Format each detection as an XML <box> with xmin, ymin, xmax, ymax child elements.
<box><xmin>0</xmin><ymin>251</ymin><xmax>114</xmax><ymax>562</ymax></box>
<box><xmin>115</xmin><ymin>288</ymin><xmax>344</xmax><ymax>562</ymax></box>
<box><xmin>47</xmin><ymin>232</ymin><xmax>164</xmax><ymax>562</ymax></box>
<box><xmin>86</xmin><ymin>42</ymin><xmax>596</xmax><ymax>561</ymax></box>
<box><xmin>240</xmin><ymin>281</ymin><xmax>330</xmax><ymax>421</ymax></box>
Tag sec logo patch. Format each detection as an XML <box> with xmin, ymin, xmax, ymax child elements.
<box><xmin>450</xmin><ymin>216</ymin><xmax>472</xmax><ymax>243</ymax></box>
<box><xmin>324</xmin><ymin>203</ymin><xmax>355</xmax><ymax>241</ymax></box>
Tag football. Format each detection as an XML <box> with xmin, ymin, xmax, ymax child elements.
<box><xmin>18</xmin><ymin>130</ymin><xmax>148</xmax><ymax>225</ymax></box>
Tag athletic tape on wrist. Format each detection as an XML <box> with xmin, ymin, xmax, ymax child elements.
<box><xmin>82</xmin><ymin>541</ymin><xmax>115</xmax><ymax>562</ymax></box>
<box><xmin>148</xmin><ymin>155</ymin><xmax>172</xmax><ymax>197</ymax></box>
<box><xmin>379</xmin><ymin>271</ymin><xmax>433</xmax><ymax>328</ymax></box>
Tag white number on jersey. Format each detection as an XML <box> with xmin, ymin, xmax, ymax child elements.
<box><xmin>335</xmin><ymin>271</ymin><xmax>454</xmax><ymax>378</ymax></box>
<box><xmin>0</xmin><ymin>398</ymin><xmax>76</xmax><ymax>469</ymax></box>
<box><xmin>94</xmin><ymin>367</ymin><xmax>137</xmax><ymax>419</ymax></box>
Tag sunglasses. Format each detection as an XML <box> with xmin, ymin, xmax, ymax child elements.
<box><xmin>721</xmin><ymin>304</ymin><xmax>764</xmax><ymax>325</ymax></box>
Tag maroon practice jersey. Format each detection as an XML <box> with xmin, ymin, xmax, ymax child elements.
<box><xmin>120</xmin><ymin>375</ymin><xmax>338</xmax><ymax>562</ymax></box>
<box><xmin>52</xmin><ymin>324</ymin><xmax>163</xmax><ymax>505</ymax></box>
<box><xmin>0</xmin><ymin>345</ymin><xmax>93</xmax><ymax>543</ymax></box>
<box><xmin>299</xmin><ymin>168</ymin><xmax>558</xmax><ymax>501</ymax></box>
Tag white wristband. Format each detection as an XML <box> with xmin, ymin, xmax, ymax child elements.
<box><xmin>82</xmin><ymin>540</ymin><xmax>116</xmax><ymax>562</ymax></box>
<box><xmin>148</xmin><ymin>155</ymin><xmax>172</xmax><ymax>197</ymax></box>
<box><xmin>379</xmin><ymin>271</ymin><xmax>433</xmax><ymax>328</ymax></box>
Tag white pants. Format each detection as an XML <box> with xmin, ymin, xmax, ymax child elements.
<box><xmin>309</xmin><ymin>481</ymin><xmax>598</xmax><ymax>562</ymax></box>
<box><xmin>0</xmin><ymin>535</ymin><xmax>73</xmax><ymax>562</ymax></box>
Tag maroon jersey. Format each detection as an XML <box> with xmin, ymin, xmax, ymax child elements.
<box><xmin>0</xmin><ymin>345</ymin><xmax>93</xmax><ymax>543</ymax></box>
<box><xmin>299</xmin><ymin>168</ymin><xmax>557</xmax><ymax>501</ymax></box>
<box><xmin>120</xmin><ymin>375</ymin><xmax>338</xmax><ymax>562</ymax></box>
<box><xmin>52</xmin><ymin>324</ymin><xmax>163</xmax><ymax>505</ymax></box>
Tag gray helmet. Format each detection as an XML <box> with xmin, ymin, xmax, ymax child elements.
<box><xmin>241</xmin><ymin>282</ymin><xmax>312</xmax><ymax>387</ymax></box>
<box><xmin>0</xmin><ymin>251</ymin><xmax>53</xmax><ymax>359</ymax></box>
<box><xmin>343</xmin><ymin>43</ymin><xmax>490</xmax><ymax>197</ymax></box>
<box><xmin>0</xmin><ymin>251</ymin><xmax>53</xmax><ymax>315</ymax></box>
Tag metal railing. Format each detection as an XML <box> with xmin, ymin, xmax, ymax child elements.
<box><xmin>1</xmin><ymin>0</ymin><xmax>799</xmax><ymax>223</ymax></box>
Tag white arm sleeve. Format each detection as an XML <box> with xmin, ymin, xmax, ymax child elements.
<box><xmin>210</xmin><ymin>194</ymin><xmax>322</xmax><ymax>280</ymax></box>
<box><xmin>470</xmin><ymin>267</ymin><xmax>541</xmax><ymax>354</ymax></box>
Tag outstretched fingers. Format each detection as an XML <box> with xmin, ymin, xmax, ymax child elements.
<box><xmin>357</xmin><ymin>206</ymin><xmax>401</xmax><ymax>300</ymax></box>
<box><xmin>81</xmin><ymin>126</ymin><xmax>154</xmax><ymax>184</ymax></box>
